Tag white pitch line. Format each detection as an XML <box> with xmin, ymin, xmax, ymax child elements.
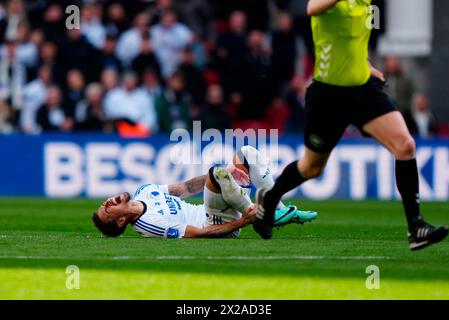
<box><xmin>0</xmin><ymin>255</ymin><xmax>394</xmax><ymax>261</ymax></box>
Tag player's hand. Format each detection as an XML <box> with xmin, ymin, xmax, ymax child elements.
<box><xmin>369</xmin><ymin>64</ymin><xmax>386</xmax><ymax>83</ymax></box>
<box><xmin>227</xmin><ymin>166</ymin><xmax>250</xmax><ymax>186</ymax></box>
<box><xmin>242</xmin><ymin>204</ymin><xmax>257</xmax><ymax>225</ymax></box>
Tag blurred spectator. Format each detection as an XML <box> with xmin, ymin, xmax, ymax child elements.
<box><xmin>37</xmin><ymin>40</ymin><xmax>64</xmax><ymax>85</ymax></box>
<box><xmin>81</xmin><ymin>2</ymin><xmax>106</xmax><ymax>50</ymax></box>
<box><xmin>36</xmin><ymin>85</ymin><xmax>72</xmax><ymax>132</ymax></box>
<box><xmin>178</xmin><ymin>47</ymin><xmax>206</xmax><ymax>105</ymax></box>
<box><xmin>281</xmin><ymin>0</ymin><xmax>313</xmax><ymax>54</ymax></box>
<box><xmin>150</xmin><ymin>9</ymin><xmax>193</xmax><ymax>79</ymax></box>
<box><xmin>59</xmin><ymin>28</ymin><xmax>101</xmax><ymax>83</ymax></box>
<box><xmin>156</xmin><ymin>71</ymin><xmax>192</xmax><ymax>132</ymax></box>
<box><xmin>272</xmin><ymin>13</ymin><xmax>297</xmax><ymax>89</ymax></box>
<box><xmin>136</xmin><ymin>68</ymin><xmax>161</xmax><ymax>135</ymax></box>
<box><xmin>238</xmin><ymin>30</ymin><xmax>274</xmax><ymax>120</ymax></box>
<box><xmin>41</xmin><ymin>3</ymin><xmax>66</xmax><ymax>43</ymax></box>
<box><xmin>0</xmin><ymin>0</ymin><xmax>26</xmax><ymax>43</ymax></box>
<box><xmin>139</xmin><ymin>68</ymin><xmax>163</xmax><ymax>101</ymax></box>
<box><xmin>0</xmin><ymin>40</ymin><xmax>26</xmax><ymax>115</ymax></box>
<box><xmin>75</xmin><ymin>82</ymin><xmax>105</xmax><ymax>131</ymax></box>
<box><xmin>100</xmin><ymin>35</ymin><xmax>122</xmax><ymax>71</ymax></box>
<box><xmin>104</xmin><ymin>71</ymin><xmax>157</xmax><ymax>132</ymax></box>
<box><xmin>215</xmin><ymin>10</ymin><xmax>248</xmax><ymax>94</ymax></box>
<box><xmin>383</xmin><ymin>55</ymin><xmax>415</xmax><ymax>112</ymax></box>
<box><xmin>149</xmin><ymin>0</ymin><xmax>174</xmax><ymax>26</ymax></box>
<box><xmin>174</xmin><ymin>0</ymin><xmax>214</xmax><ymax>41</ymax></box>
<box><xmin>131</xmin><ymin>33</ymin><xmax>161</xmax><ymax>79</ymax></box>
<box><xmin>20</xmin><ymin>64</ymin><xmax>52</xmax><ymax>133</ymax></box>
<box><xmin>104</xmin><ymin>2</ymin><xmax>129</xmax><ymax>37</ymax></box>
<box><xmin>403</xmin><ymin>93</ymin><xmax>438</xmax><ymax>138</ymax></box>
<box><xmin>284</xmin><ymin>75</ymin><xmax>306</xmax><ymax>133</ymax></box>
<box><xmin>29</xmin><ymin>27</ymin><xmax>44</xmax><ymax>48</ymax></box>
<box><xmin>196</xmin><ymin>84</ymin><xmax>229</xmax><ymax>131</ymax></box>
<box><xmin>15</xmin><ymin>21</ymin><xmax>38</xmax><ymax>69</ymax></box>
<box><xmin>25</xmin><ymin>0</ymin><xmax>47</xmax><ymax>28</ymax></box>
<box><xmin>100</xmin><ymin>67</ymin><xmax>119</xmax><ymax>92</ymax></box>
<box><xmin>211</xmin><ymin>0</ymin><xmax>270</xmax><ymax>32</ymax></box>
<box><xmin>64</xmin><ymin>69</ymin><xmax>85</xmax><ymax>118</ymax></box>
<box><xmin>116</xmin><ymin>13</ymin><xmax>151</xmax><ymax>67</ymax></box>
<box><xmin>0</xmin><ymin>21</ymin><xmax>37</xmax><ymax>73</ymax></box>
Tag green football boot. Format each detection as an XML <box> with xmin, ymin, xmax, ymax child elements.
<box><xmin>273</xmin><ymin>205</ymin><xmax>318</xmax><ymax>227</ymax></box>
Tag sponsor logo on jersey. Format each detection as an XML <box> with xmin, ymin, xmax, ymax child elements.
<box><xmin>164</xmin><ymin>194</ymin><xmax>181</xmax><ymax>215</ymax></box>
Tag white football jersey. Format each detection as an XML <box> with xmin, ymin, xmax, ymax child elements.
<box><xmin>131</xmin><ymin>184</ymin><xmax>207</xmax><ymax>238</ymax></box>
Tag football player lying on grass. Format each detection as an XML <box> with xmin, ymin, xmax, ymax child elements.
<box><xmin>92</xmin><ymin>146</ymin><xmax>317</xmax><ymax>238</ymax></box>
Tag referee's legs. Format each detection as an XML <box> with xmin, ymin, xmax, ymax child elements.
<box><xmin>362</xmin><ymin>111</ymin><xmax>424</xmax><ymax>232</ymax></box>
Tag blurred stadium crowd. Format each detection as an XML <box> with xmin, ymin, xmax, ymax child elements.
<box><xmin>0</xmin><ymin>0</ymin><xmax>442</xmax><ymax>138</ymax></box>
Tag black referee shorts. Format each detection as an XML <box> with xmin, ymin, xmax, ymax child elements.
<box><xmin>304</xmin><ymin>77</ymin><xmax>397</xmax><ymax>153</ymax></box>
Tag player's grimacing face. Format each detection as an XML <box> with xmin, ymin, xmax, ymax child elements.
<box><xmin>97</xmin><ymin>192</ymin><xmax>131</xmax><ymax>223</ymax></box>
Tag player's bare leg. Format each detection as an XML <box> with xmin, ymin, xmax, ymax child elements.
<box><xmin>363</xmin><ymin>111</ymin><xmax>448</xmax><ymax>250</ymax></box>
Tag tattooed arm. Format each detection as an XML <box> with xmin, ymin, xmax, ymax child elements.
<box><xmin>167</xmin><ymin>175</ymin><xmax>207</xmax><ymax>198</ymax></box>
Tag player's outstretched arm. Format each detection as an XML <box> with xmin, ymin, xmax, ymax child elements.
<box><xmin>184</xmin><ymin>205</ymin><xmax>256</xmax><ymax>238</ymax></box>
<box><xmin>168</xmin><ymin>175</ymin><xmax>207</xmax><ymax>198</ymax></box>
<box><xmin>307</xmin><ymin>0</ymin><xmax>339</xmax><ymax>16</ymax></box>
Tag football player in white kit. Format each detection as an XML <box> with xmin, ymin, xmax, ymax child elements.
<box><xmin>92</xmin><ymin>146</ymin><xmax>318</xmax><ymax>238</ymax></box>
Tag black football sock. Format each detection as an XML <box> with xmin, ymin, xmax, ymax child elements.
<box><xmin>395</xmin><ymin>159</ymin><xmax>425</xmax><ymax>232</ymax></box>
<box><xmin>263</xmin><ymin>161</ymin><xmax>307</xmax><ymax>223</ymax></box>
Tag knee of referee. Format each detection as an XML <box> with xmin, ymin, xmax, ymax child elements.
<box><xmin>298</xmin><ymin>158</ymin><xmax>326</xmax><ymax>179</ymax></box>
<box><xmin>392</xmin><ymin>135</ymin><xmax>416</xmax><ymax>160</ymax></box>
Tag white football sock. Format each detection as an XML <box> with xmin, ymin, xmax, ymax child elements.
<box><xmin>238</xmin><ymin>146</ymin><xmax>285</xmax><ymax>209</ymax></box>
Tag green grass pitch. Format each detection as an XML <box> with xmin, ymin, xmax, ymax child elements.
<box><xmin>1</xmin><ymin>198</ymin><xmax>449</xmax><ymax>299</ymax></box>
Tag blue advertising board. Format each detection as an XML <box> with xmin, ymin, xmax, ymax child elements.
<box><xmin>0</xmin><ymin>133</ymin><xmax>448</xmax><ymax>200</ymax></box>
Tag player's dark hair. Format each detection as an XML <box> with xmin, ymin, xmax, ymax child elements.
<box><xmin>91</xmin><ymin>212</ymin><xmax>126</xmax><ymax>237</ymax></box>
